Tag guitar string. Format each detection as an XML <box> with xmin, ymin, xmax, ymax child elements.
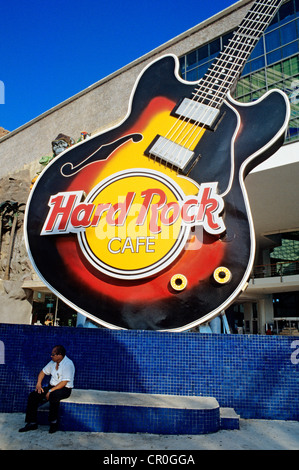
<box><xmin>149</xmin><ymin>1</ymin><xmax>275</xmax><ymax>169</ymax></box>
<box><xmin>149</xmin><ymin>9</ymin><xmax>263</xmax><ymax>168</ymax></box>
<box><xmin>167</xmin><ymin>0</ymin><xmax>280</xmax><ymax>162</ymax></box>
<box><xmin>182</xmin><ymin>0</ymin><xmax>276</xmax><ymax>151</ymax></box>
<box><xmin>151</xmin><ymin>0</ymin><xmax>281</xmax><ymax>170</ymax></box>
<box><xmin>182</xmin><ymin>0</ymin><xmax>282</xmax><ymax>161</ymax></box>
<box><xmin>166</xmin><ymin>0</ymin><xmax>280</xmax><ymax>155</ymax></box>
<box><xmin>154</xmin><ymin>2</ymin><xmax>270</xmax><ymax>158</ymax></box>
<box><xmin>189</xmin><ymin>1</ymin><xmax>280</xmax><ymax>113</ymax></box>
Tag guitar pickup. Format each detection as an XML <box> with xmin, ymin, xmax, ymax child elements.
<box><xmin>172</xmin><ymin>98</ymin><xmax>220</xmax><ymax>130</ymax></box>
<box><xmin>145</xmin><ymin>135</ymin><xmax>200</xmax><ymax>174</ymax></box>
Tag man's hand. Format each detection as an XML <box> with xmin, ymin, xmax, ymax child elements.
<box><xmin>35</xmin><ymin>383</ymin><xmax>44</xmax><ymax>394</ymax></box>
<box><xmin>45</xmin><ymin>381</ymin><xmax>68</xmax><ymax>400</ymax></box>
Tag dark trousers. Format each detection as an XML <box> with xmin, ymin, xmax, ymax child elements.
<box><xmin>25</xmin><ymin>386</ymin><xmax>72</xmax><ymax>423</ymax></box>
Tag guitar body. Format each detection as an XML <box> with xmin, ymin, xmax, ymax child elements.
<box><xmin>25</xmin><ymin>55</ymin><xmax>290</xmax><ymax>330</ymax></box>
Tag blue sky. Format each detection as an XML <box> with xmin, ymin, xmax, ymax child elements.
<box><xmin>0</xmin><ymin>0</ymin><xmax>237</xmax><ymax>132</ymax></box>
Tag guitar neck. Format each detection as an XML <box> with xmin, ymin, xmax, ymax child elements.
<box><xmin>148</xmin><ymin>0</ymin><xmax>285</xmax><ymax>173</ymax></box>
<box><xmin>194</xmin><ymin>0</ymin><xmax>284</xmax><ymax>108</ymax></box>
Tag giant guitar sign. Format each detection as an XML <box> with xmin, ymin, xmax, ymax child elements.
<box><xmin>25</xmin><ymin>0</ymin><xmax>290</xmax><ymax>330</ymax></box>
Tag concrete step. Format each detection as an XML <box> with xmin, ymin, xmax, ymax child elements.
<box><xmin>220</xmin><ymin>407</ymin><xmax>240</xmax><ymax>430</ymax></box>
<box><xmin>38</xmin><ymin>389</ymin><xmax>239</xmax><ymax>434</ymax></box>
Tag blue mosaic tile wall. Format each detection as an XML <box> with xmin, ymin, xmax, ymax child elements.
<box><xmin>0</xmin><ymin>324</ymin><xmax>298</xmax><ymax>420</ymax></box>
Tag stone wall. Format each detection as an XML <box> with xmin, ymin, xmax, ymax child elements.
<box><xmin>0</xmin><ymin>170</ymin><xmax>33</xmax><ymax>324</ymax></box>
<box><xmin>0</xmin><ymin>281</ymin><xmax>32</xmax><ymax>324</ymax></box>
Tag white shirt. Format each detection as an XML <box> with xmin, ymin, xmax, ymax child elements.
<box><xmin>43</xmin><ymin>355</ymin><xmax>75</xmax><ymax>388</ymax></box>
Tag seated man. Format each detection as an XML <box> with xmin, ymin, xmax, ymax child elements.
<box><xmin>19</xmin><ymin>345</ymin><xmax>75</xmax><ymax>434</ymax></box>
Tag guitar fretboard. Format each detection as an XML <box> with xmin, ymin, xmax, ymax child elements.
<box><xmin>193</xmin><ymin>0</ymin><xmax>284</xmax><ymax>108</ymax></box>
<box><xmin>148</xmin><ymin>0</ymin><xmax>285</xmax><ymax>172</ymax></box>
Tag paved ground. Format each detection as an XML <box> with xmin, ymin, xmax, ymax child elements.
<box><xmin>0</xmin><ymin>413</ymin><xmax>298</xmax><ymax>450</ymax></box>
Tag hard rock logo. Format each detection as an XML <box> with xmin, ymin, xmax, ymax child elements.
<box><xmin>41</xmin><ymin>169</ymin><xmax>225</xmax><ymax>280</ymax></box>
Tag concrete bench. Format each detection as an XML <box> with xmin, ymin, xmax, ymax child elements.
<box><xmin>38</xmin><ymin>389</ymin><xmax>239</xmax><ymax>434</ymax></box>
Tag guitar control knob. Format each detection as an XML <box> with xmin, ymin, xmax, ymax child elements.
<box><xmin>213</xmin><ymin>267</ymin><xmax>232</xmax><ymax>284</ymax></box>
<box><xmin>170</xmin><ymin>274</ymin><xmax>187</xmax><ymax>291</ymax></box>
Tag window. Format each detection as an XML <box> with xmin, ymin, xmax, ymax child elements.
<box><xmin>265</xmin><ymin>29</ymin><xmax>280</xmax><ymax>52</ymax></box>
<box><xmin>250</xmin><ymin>38</ymin><xmax>264</xmax><ymax>59</ymax></box>
<box><xmin>210</xmin><ymin>38</ymin><xmax>221</xmax><ymax>57</ymax></box>
<box><xmin>281</xmin><ymin>21</ymin><xmax>297</xmax><ymax>44</ymax></box>
<box><xmin>279</xmin><ymin>0</ymin><xmax>295</xmax><ymax>24</ymax></box>
<box><xmin>273</xmin><ymin>292</ymin><xmax>299</xmax><ymax>317</ymax></box>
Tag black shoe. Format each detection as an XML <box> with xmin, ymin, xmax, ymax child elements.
<box><xmin>19</xmin><ymin>423</ymin><xmax>38</xmax><ymax>432</ymax></box>
<box><xmin>49</xmin><ymin>422</ymin><xmax>58</xmax><ymax>434</ymax></box>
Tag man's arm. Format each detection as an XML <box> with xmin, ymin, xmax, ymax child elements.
<box><xmin>35</xmin><ymin>370</ymin><xmax>46</xmax><ymax>393</ymax></box>
<box><xmin>45</xmin><ymin>380</ymin><xmax>69</xmax><ymax>400</ymax></box>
